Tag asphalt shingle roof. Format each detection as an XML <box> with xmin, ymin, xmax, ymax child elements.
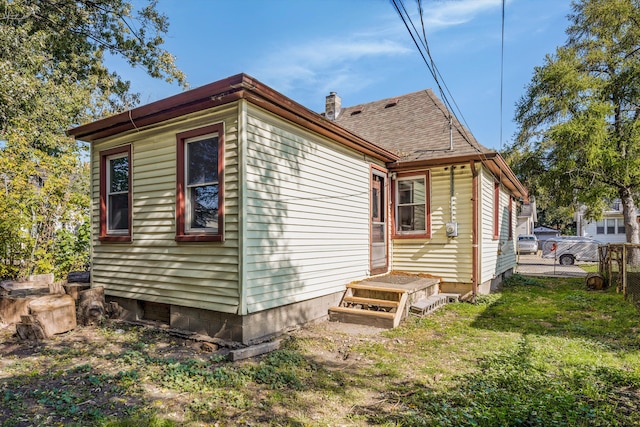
<box><xmin>333</xmin><ymin>88</ymin><xmax>494</xmax><ymax>163</ymax></box>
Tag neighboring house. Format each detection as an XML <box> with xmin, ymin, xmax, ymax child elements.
<box><xmin>533</xmin><ymin>225</ymin><xmax>560</xmax><ymax>244</ymax></box>
<box><xmin>516</xmin><ymin>196</ymin><xmax>537</xmax><ymax>237</ymax></box>
<box><xmin>575</xmin><ymin>201</ymin><xmax>638</xmax><ymax>244</ymax></box>
<box><xmin>68</xmin><ymin>74</ymin><xmax>526</xmax><ymax>344</ymax></box>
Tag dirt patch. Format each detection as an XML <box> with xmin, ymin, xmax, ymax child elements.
<box><xmin>0</xmin><ymin>318</ymin><xmax>395</xmax><ymax>426</ymax></box>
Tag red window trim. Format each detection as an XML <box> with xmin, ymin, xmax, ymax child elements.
<box><xmin>175</xmin><ymin>123</ymin><xmax>225</xmax><ymax>242</ymax></box>
<box><xmin>392</xmin><ymin>170</ymin><xmax>431</xmax><ymax>239</ymax></box>
<box><xmin>493</xmin><ymin>180</ymin><xmax>500</xmax><ymax>240</ymax></box>
<box><xmin>99</xmin><ymin>145</ymin><xmax>132</xmax><ymax>242</ymax></box>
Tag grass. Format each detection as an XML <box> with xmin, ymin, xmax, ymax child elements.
<box><xmin>1</xmin><ymin>274</ymin><xmax>639</xmax><ymax>426</ymax></box>
<box><xmin>580</xmin><ymin>263</ymin><xmax>600</xmax><ymax>273</ymax></box>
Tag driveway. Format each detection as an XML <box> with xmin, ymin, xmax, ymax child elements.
<box><xmin>516</xmin><ymin>254</ymin><xmax>590</xmax><ymax>278</ymax></box>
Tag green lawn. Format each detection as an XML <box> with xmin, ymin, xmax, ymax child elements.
<box><xmin>1</xmin><ymin>275</ymin><xmax>639</xmax><ymax>426</ymax></box>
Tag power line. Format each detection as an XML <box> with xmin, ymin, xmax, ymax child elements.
<box><xmin>500</xmin><ymin>0</ymin><xmax>505</xmax><ymax>151</ymax></box>
<box><xmin>390</xmin><ymin>0</ymin><xmax>484</xmax><ymax>157</ymax></box>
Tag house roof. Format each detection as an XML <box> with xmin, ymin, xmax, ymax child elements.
<box><xmin>533</xmin><ymin>226</ymin><xmax>560</xmax><ymax>234</ymax></box>
<box><xmin>67</xmin><ymin>73</ymin><xmax>399</xmax><ymax>163</ymax></box>
<box><xmin>333</xmin><ymin>89</ymin><xmax>527</xmax><ymax>199</ymax></box>
<box><xmin>334</xmin><ymin>89</ymin><xmax>490</xmax><ymax>162</ymax></box>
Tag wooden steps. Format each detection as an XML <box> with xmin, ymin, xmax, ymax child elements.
<box><xmin>329</xmin><ymin>283</ymin><xmax>408</xmax><ymax>329</ymax></box>
<box><xmin>330</xmin><ymin>279</ymin><xmax>461</xmax><ymax>328</ymax></box>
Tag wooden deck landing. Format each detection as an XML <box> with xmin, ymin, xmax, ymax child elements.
<box><xmin>329</xmin><ymin>274</ymin><xmax>442</xmax><ymax>329</ymax></box>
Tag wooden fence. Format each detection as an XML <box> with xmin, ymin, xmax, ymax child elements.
<box><xmin>599</xmin><ymin>244</ymin><xmax>640</xmax><ymax>304</ymax></box>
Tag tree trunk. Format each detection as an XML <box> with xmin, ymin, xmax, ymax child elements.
<box><xmin>621</xmin><ymin>187</ymin><xmax>640</xmax><ymax>265</ymax></box>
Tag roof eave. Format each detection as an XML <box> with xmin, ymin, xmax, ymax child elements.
<box><xmin>67</xmin><ymin>73</ymin><xmax>399</xmax><ymax>163</ymax></box>
<box><xmin>389</xmin><ymin>152</ymin><xmax>528</xmax><ymax>199</ymax></box>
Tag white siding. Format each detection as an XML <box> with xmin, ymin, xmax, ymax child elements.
<box><xmin>583</xmin><ymin>215</ymin><xmax>627</xmax><ymax>244</ymax></box>
<box><xmin>392</xmin><ymin>166</ymin><xmax>474</xmax><ymax>283</ymax></box>
<box><xmin>479</xmin><ymin>167</ymin><xmax>516</xmax><ymax>285</ymax></box>
<box><xmin>243</xmin><ymin>106</ymin><xmax>378</xmax><ymax>313</ymax></box>
<box><xmin>90</xmin><ymin>106</ymin><xmax>241</xmax><ymax>313</ymax></box>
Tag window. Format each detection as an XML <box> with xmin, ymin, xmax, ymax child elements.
<box><xmin>596</xmin><ymin>218</ymin><xmax>625</xmax><ymax>235</ymax></box>
<box><xmin>176</xmin><ymin>124</ymin><xmax>224</xmax><ymax>242</ymax></box>
<box><xmin>394</xmin><ymin>172</ymin><xmax>430</xmax><ymax>238</ymax></box>
<box><xmin>99</xmin><ymin>145</ymin><xmax>132</xmax><ymax>242</ymax></box>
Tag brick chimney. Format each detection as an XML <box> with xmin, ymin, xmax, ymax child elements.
<box><xmin>325</xmin><ymin>92</ymin><xmax>341</xmax><ymax>120</ymax></box>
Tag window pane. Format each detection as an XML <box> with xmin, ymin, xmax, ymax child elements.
<box><xmin>413</xmin><ymin>204</ymin><xmax>426</xmax><ymax>230</ymax></box>
<box><xmin>109</xmin><ymin>156</ymin><xmax>128</xmax><ymax>193</ymax></box>
<box><xmin>398</xmin><ymin>205</ymin><xmax>426</xmax><ymax>231</ymax></box>
<box><xmin>606</xmin><ymin>219</ymin><xmax>615</xmax><ymax>234</ymax></box>
<box><xmin>372</xmin><ymin>223</ymin><xmax>385</xmax><ymax>243</ymax></box>
<box><xmin>398</xmin><ymin>180</ymin><xmax>413</xmax><ymax>204</ymax></box>
<box><xmin>596</xmin><ymin>220</ymin><xmax>604</xmax><ymax>234</ymax></box>
<box><xmin>190</xmin><ymin>184</ymin><xmax>219</xmax><ymax>230</ymax></box>
<box><xmin>187</xmin><ymin>137</ymin><xmax>218</xmax><ymax>185</ymax></box>
<box><xmin>108</xmin><ymin>193</ymin><xmax>128</xmax><ymax>231</ymax></box>
<box><xmin>412</xmin><ymin>179</ymin><xmax>426</xmax><ymax>204</ymax></box>
<box><xmin>618</xmin><ymin>219</ymin><xmax>626</xmax><ymax>234</ymax></box>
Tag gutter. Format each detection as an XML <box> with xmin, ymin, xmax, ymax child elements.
<box><xmin>389</xmin><ymin>152</ymin><xmax>527</xmax><ymax>200</ymax></box>
<box><xmin>67</xmin><ymin>73</ymin><xmax>399</xmax><ymax>163</ymax></box>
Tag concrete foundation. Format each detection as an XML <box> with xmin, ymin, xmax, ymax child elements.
<box><xmin>480</xmin><ymin>268</ymin><xmax>514</xmax><ymax>294</ymax></box>
<box><xmin>107</xmin><ymin>291</ymin><xmax>344</xmax><ymax>345</ymax></box>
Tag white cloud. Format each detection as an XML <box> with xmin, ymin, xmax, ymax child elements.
<box><xmin>254</xmin><ymin>37</ymin><xmax>411</xmax><ymax>92</ymax></box>
<box><xmin>419</xmin><ymin>0</ymin><xmax>503</xmax><ymax>31</ymax></box>
<box><xmin>247</xmin><ymin>0</ymin><xmax>506</xmax><ymax>110</ymax></box>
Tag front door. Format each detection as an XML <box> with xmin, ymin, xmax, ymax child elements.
<box><xmin>371</xmin><ymin>169</ymin><xmax>388</xmax><ymax>275</ymax></box>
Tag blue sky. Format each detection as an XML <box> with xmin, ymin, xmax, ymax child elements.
<box><xmin>112</xmin><ymin>0</ymin><xmax>573</xmax><ymax>151</ymax></box>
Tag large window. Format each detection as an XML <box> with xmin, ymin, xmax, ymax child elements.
<box><xmin>596</xmin><ymin>218</ymin><xmax>625</xmax><ymax>235</ymax></box>
<box><xmin>176</xmin><ymin>124</ymin><xmax>224</xmax><ymax>242</ymax></box>
<box><xmin>99</xmin><ymin>145</ymin><xmax>132</xmax><ymax>242</ymax></box>
<box><xmin>394</xmin><ymin>172</ymin><xmax>430</xmax><ymax>238</ymax></box>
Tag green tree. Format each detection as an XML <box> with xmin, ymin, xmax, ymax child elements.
<box><xmin>505</xmin><ymin>0</ymin><xmax>640</xmax><ymax>245</ymax></box>
<box><xmin>0</xmin><ymin>0</ymin><xmax>186</xmax><ymax>278</ymax></box>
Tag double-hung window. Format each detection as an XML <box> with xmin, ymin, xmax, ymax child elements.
<box><xmin>394</xmin><ymin>172</ymin><xmax>430</xmax><ymax>238</ymax></box>
<box><xmin>99</xmin><ymin>145</ymin><xmax>132</xmax><ymax>242</ymax></box>
<box><xmin>176</xmin><ymin>124</ymin><xmax>224</xmax><ymax>242</ymax></box>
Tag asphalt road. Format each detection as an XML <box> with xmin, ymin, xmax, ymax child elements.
<box><xmin>515</xmin><ymin>253</ymin><xmax>590</xmax><ymax>278</ymax></box>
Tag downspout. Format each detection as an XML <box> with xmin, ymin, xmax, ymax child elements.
<box><xmin>471</xmin><ymin>160</ymin><xmax>479</xmax><ymax>301</ymax></box>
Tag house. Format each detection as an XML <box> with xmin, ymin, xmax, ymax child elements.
<box><xmin>330</xmin><ymin>89</ymin><xmax>526</xmax><ymax>296</ymax></box>
<box><xmin>533</xmin><ymin>225</ymin><xmax>560</xmax><ymax>244</ymax></box>
<box><xmin>575</xmin><ymin>200</ymin><xmax>638</xmax><ymax>244</ymax></box>
<box><xmin>68</xmin><ymin>74</ymin><xmax>526</xmax><ymax>344</ymax></box>
<box><xmin>516</xmin><ymin>197</ymin><xmax>537</xmax><ymax>237</ymax></box>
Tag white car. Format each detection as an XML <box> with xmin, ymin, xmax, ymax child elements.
<box><xmin>517</xmin><ymin>234</ymin><xmax>539</xmax><ymax>254</ymax></box>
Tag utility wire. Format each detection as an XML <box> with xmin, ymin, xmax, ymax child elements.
<box><xmin>390</xmin><ymin>0</ymin><xmax>483</xmax><ymax>156</ymax></box>
<box><xmin>500</xmin><ymin>0</ymin><xmax>505</xmax><ymax>151</ymax></box>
